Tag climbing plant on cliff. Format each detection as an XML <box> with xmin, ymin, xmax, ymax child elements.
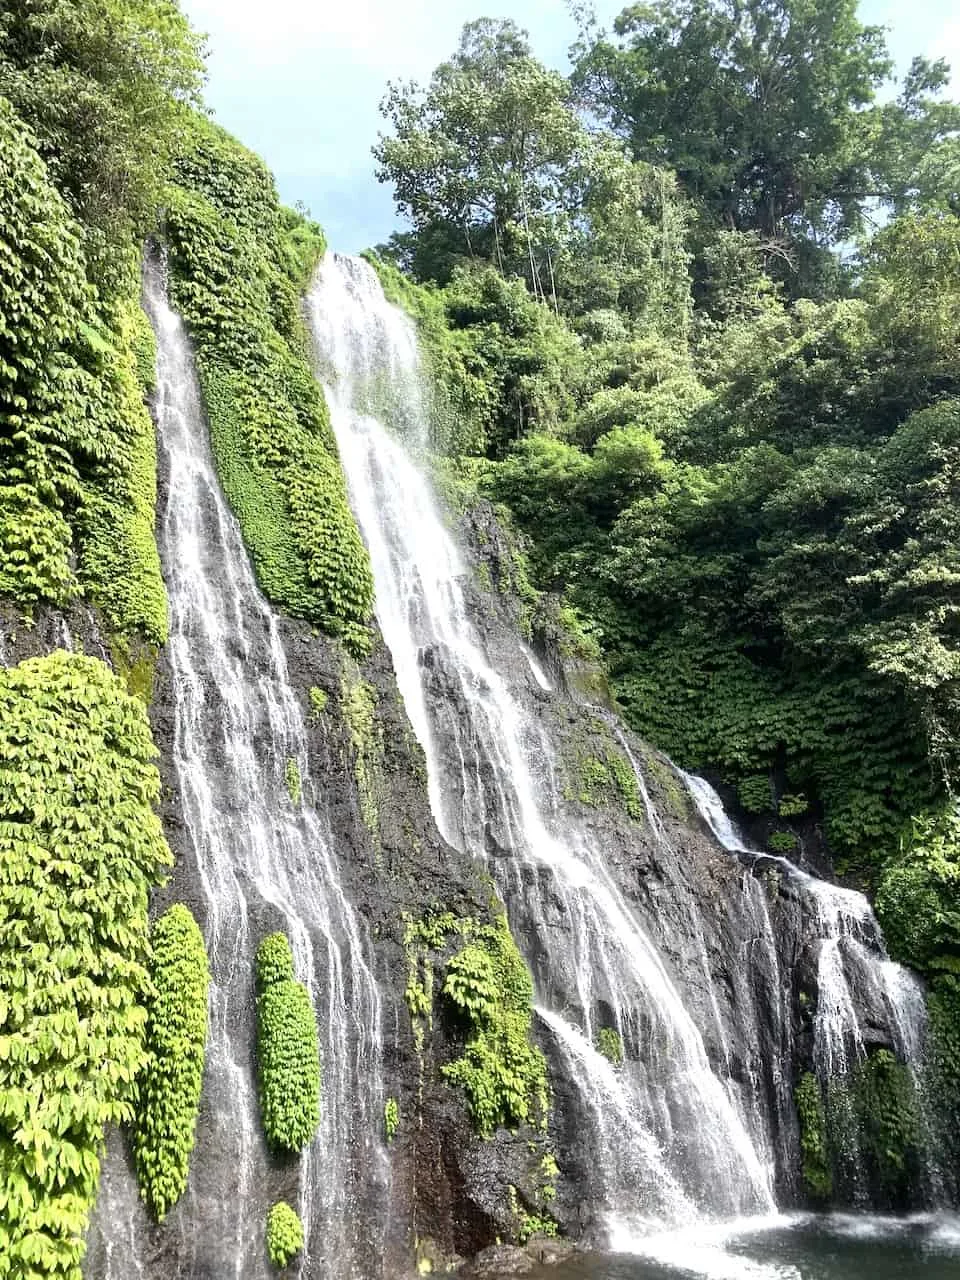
<box><xmin>165</xmin><ymin>114</ymin><xmax>374</xmax><ymax>656</ymax></box>
<box><xmin>405</xmin><ymin>910</ymin><xmax>548</xmax><ymax>1137</ymax></box>
<box><xmin>254</xmin><ymin>932</ymin><xmax>322</xmax><ymax>1152</ymax></box>
<box><xmin>0</xmin><ymin>97</ymin><xmax>167</xmax><ymax>644</ymax></box>
<box><xmin>0</xmin><ymin>652</ymin><xmax>173</xmax><ymax>1279</ymax></box>
<box><xmin>132</xmin><ymin>904</ymin><xmax>210</xmax><ymax>1221</ymax></box>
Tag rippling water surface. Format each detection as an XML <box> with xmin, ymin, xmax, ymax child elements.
<box><xmin>518</xmin><ymin>1214</ymin><xmax>960</xmax><ymax>1279</ymax></box>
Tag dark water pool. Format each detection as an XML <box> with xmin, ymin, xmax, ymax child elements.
<box><xmin>518</xmin><ymin>1213</ymin><xmax>960</xmax><ymax>1279</ymax></box>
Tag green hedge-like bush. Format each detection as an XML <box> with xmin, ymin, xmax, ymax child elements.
<box><xmin>0</xmin><ymin>97</ymin><xmax>167</xmax><ymax>641</ymax></box>
<box><xmin>165</xmin><ymin>114</ymin><xmax>373</xmax><ymax>656</ymax></box>
<box><xmin>255</xmin><ymin>933</ymin><xmax>321</xmax><ymax>1152</ymax></box>
<box><xmin>0</xmin><ymin>651</ymin><xmax>173</xmax><ymax>1279</ymax></box>
<box><xmin>132</xmin><ymin>904</ymin><xmax>210</xmax><ymax>1221</ymax></box>
<box><xmin>256</xmin><ymin>932</ymin><xmax>295</xmax><ymax>992</ymax></box>
<box><xmin>266</xmin><ymin>1201</ymin><xmax>304</xmax><ymax>1269</ymax></box>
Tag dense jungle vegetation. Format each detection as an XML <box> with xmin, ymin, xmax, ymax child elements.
<box><xmin>371</xmin><ymin>0</ymin><xmax>960</xmax><ymax>1154</ymax></box>
<box><xmin>1</xmin><ymin>0</ymin><xmax>959</xmax><ymax>1271</ymax></box>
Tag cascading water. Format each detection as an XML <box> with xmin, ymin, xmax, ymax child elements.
<box><xmin>87</xmin><ymin>260</ymin><xmax>386</xmax><ymax>1279</ymax></box>
<box><xmin>680</xmin><ymin>771</ymin><xmax>928</xmax><ymax>1083</ymax></box>
<box><xmin>307</xmin><ymin>252</ymin><xmax>777</xmax><ymax>1239</ymax></box>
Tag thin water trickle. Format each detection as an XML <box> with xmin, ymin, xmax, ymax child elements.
<box><xmin>308</xmin><ymin>252</ymin><xmax>776</xmax><ymax>1233</ymax></box>
<box><xmin>88</xmin><ymin>260</ymin><xmax>385</xmax><ymax>1279</ymax></box>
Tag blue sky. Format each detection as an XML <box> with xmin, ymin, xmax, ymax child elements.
<box><xmin>180</xmin><ymin>0</ymin><xmax>960</xmax><ymax>253</ymax></box>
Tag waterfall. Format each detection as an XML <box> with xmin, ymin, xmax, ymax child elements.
<box><xmin>87</xmin><ymin>260</ymin><xmax>385</xmax><ymax>1279</ymax></box>
<box><xmin>680</xmin><ymin>770</ymin><xmax>930</xmax><ymax>1187</ymax></box>
<box><xmin>307</xmin><ymin>252</ymin><xmax>776</xmax><ymax>1236</ymax></box>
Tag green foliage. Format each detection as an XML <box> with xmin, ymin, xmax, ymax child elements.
<box><xmin>0</xmin><ymin>651</ymin><xmax>172</xmax><ymax>1278</ymax></box>
<box><xmin>133</xmin><ymin>904</ymin><xmax>210</xmax><ymax>1221</ymax></box>
<box><xmin>0</xmin><ymin>98</ymin><xmax>167</xmax><ymax>640</ymax></box>
<box><xmin>266</xmin><ymin>1201</ymin><xmax>304</xmax><ymax>1270</ymax></box>
<box><xmin>254</xmin><ymin>933</ymin><xmax>321</xmax><ymax>1152</ymax></box>
<box><xmin>308</xmin><ymin>686</ymin><xmax>328</xmax><ymax>717</ymax></box>
<box><xmin>927</xmin><ymin>976</ymin><xmax>960</xmax><ymax>1176</ymax></box>
<box><xmin>848</xmin><ymin>1049</ymin><xmax>922</xmax><ymax>1203</ymax></box>
<box><xmin>166</xmin><ymin>114</ymin><xmax>373</xmax><ymax>655</ymax></box>
<box><xmin>574</xmin><ymin>0</ymin><xmax>903</xmax><ymax>260</ymax></box>
<box><xmin>595</xmin><ymin>1027</ymin><xmax>624</xmax><ymax>1066</ymax></box>
<box><xmin>778</xmin><ymin>793</ymin><xmax>808</xmax><ymax>818</ymax></box>
<box><xmin>738</xmin><ymin>776</ymin><xmax>772</xmax><ymax>815</ymax></box>
<box><xmin>384</xmin><ymin>1096</ymin><xmax>399</xmax><ymax>1143</ymax></box>
<box><xmin>507</xmin><ymin>1184</ymin><xmax>558</xmax><ymax>1244</ymax></box>
<box><xmin>404</xmin><ymin>912</ymin><xmax>548</xmax><ymax>1137</ymax></box>
<box><xmin>574</xmin><ymin>749</ymin><xmax>642</xmax><ymax>821</ymax></box>
<box><xmin>341</xmin><ymin>674</ymin><xmax>383</xmax><ymax>833</ymax></box>
<box><xmin>0</xmin><ymin>0</ymin><xmax>204</xmax><ymax>292</ymax></box>
<box><xmin>795</xmin><ymin>1073</ymin><xmax>832</xmax><ymax>1200</ymax></box>
<box><xmin>255</xmin><ymin>933</ymin><xmax>295</xmax><ymax>993</ymax></box>
<box><xmin>284</xmin><ymin>759</ymin><xmax>302</xmax><ymax>807</ymax></box>
<box><xmin>440</xmin><ymin>919</ymin><xmax>549</xmax><ymax>1137</ymax></box>
<box><xmin>768</xmin><ymin>832</ymin><xmax>798</xmax><ymax>855</ymax></box>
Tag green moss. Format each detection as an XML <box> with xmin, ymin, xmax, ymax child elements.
<box><xmin>595</xmin><ymin>1026</ymin><xmax>624</xmax><ymax>1066</ymax></box>
<box><xmin>575</xmin><ymin>748</ymin><xmax>643</xmax><ymax>821</ymax></box>
<box><xmin>0</xmin><ymin>652</ymin><xmax>173</xmax><ymax>1276</ymax></box>
<box><xmin>254</xmin><ymin>933</ymin><xmax>321</xmax><ymax>1152</ymax></box>
<box><xmin>133</xmin><ymin>904</ymin><xmax>210</xmax><ymax>1221</ymax></box>
<box><xmin>384</xmin><ymin>1096</ymin><xmax>400</xmax><ymax>1143</ymax></box>
<box><xmin>341</xmin><ymin>673</ymin><xmax>383</xmax><ymax>833</ymax></box>
<box><xmin>266</xmin><ymin>1201</ymin><xmax>304</xmax><ymax>1269</ymax></box>
<box><xmin>768</xmin><ymin>830</ymin><xmax>798</xmax><ymax>854</ymax></box>
<box><xmin>795</xmin><ymin>1072</ymin><xmax>832</xmax><ymax>1200</ymax></box>
<box><xmin>848</xmin><ymin>1049</ymin><xmax>922</xmax><ymax>1202</ymax></box>
<box><xmin>166</xmin><ymin>115</ymin><xmax>372</xmax><ymax>656</ymax></box>
<box><xmin>640</xmin><ymin>747</ymin><xmax>690</xmax><ymax>819</ymax></box>
<box><xmin>508</xmin><ymin>1185</ymin><xmax>558</xmax><ymax>1244</ymax></box>
<box><xmin>284</xmin><ymin>758</ymin><xmax>302</xmax><ymax>806</ymax></box>
<box><xmin>308</xmin><ymin>686</ymin><xmax>328</xmax><ymax>717</ymax></box>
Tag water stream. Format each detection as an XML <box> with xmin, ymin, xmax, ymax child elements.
<box><xmin>87</xmin><ymin>260</ymin><xmax>386</xmax><ymax>1279</ymax></box>
<box><xmin>307</xmin><ymin>252</ymin><xmax>776</xmax><ymax>1237</ymax></box>
<box><xmin>679</xmin><ymin>771</ymin><xmax>928</xmax><ymax>1090</ymax></box>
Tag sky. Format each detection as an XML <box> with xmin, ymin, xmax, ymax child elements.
<box><xmin>179</xmin><ymin>0</ymin><xmax>960</xmax><ymax>254</ymax></box>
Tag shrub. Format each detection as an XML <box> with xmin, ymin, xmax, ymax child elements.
<box><xmin>595</xmin><ymin>1027</ymin><xmax>624</xmax><ymax>1066</ymax></box>
<box><xmin>0</xmin><ymin>652</ymin><xmax>172</xmax><ymax>1277</ymax></box>
<box><xmin>0</xmin><ymin>100</ymin><xmax>167</xmax><ymax>641</ymax></box>
<box><xmin>256</xmin><ymin>933</ymin><xmax>295</xmax><ymax>992</ymax></box>
<box><xmin>439</xmin><ymin>915</ymin><xmax>549</xmax><ymax>1137</ymax></box>
<box><xmin>133</xmin><ymin>904</ymin><xmax>211</xmax><ymax>1220</ymax></box>
<box><xmin>266</xmin><ymin>1201</ymin><xmax>304</xmax><ymax>1269</ymax></box>
<box><xmin>255</xmin><ymin>933</ymin><xmax>321</xmax><ymax>1151</ymax></box>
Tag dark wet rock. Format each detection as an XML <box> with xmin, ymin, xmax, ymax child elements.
<box><xmin>460</xmin><ymin>1244</ymin><xmax>535</xmax><ymax>1276</ymax></box>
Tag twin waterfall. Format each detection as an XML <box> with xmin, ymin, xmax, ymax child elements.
<box><xmin>85</xmin><ymin>252</ymin><xmax>933</xmax><ymax>1276</ymax></box>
